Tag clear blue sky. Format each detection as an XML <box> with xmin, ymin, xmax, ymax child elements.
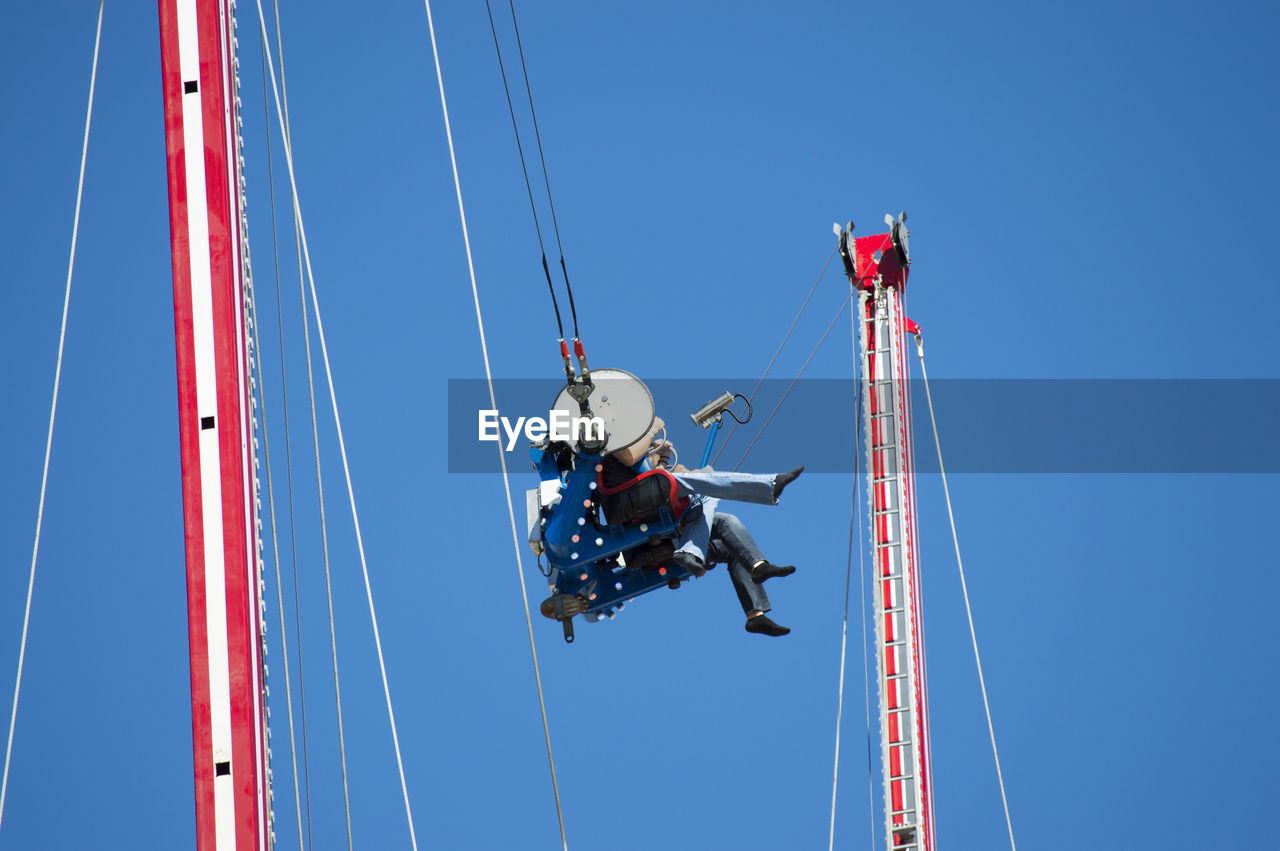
<box><xmin>2</xmin><ymin>1</ymin><xmax>1277</xmax><ymax>849</ymax></box>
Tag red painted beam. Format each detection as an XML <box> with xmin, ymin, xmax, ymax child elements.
<box><xmin>159</xmin><ymin>0</ymin><xmax>267</xmax><ymax>847</ymax></box>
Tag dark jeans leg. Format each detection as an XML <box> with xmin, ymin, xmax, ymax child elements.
<box><xmin>707</xmin><ymin>512</ymin><xmax>770</xmax><ymax>615</ymax></box>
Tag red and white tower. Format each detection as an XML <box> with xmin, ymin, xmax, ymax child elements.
<box><xmin>842</xmin><ymin>215</ymin><xmax>935</xmax><ymax>851</ymax></box>
<box><xmin>159</xmin><ymin>0</ymin><xmax>272</xmax><ymax>847</ymax></box>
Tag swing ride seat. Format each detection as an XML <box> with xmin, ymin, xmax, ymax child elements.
<box><xmin>596</xmin><ymin>465</ymin><xmax>696</xmax><ymax>581</ymax></box>
<box><xmin>528</xmin><ymin>368</ymin><xmax>748</xmax><ymax>641</ymax></box>
<box><xmin>594</xmin><ymin>466</ymin><xmax>691</xmax><ymax>527</ymax></box>
<box><xmin>531</xmin><ymin>447</ymin><xmax>702</xmax><ymax>635</ymax></box>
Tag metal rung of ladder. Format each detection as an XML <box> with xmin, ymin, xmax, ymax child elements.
<box><xmin>874</xmin><ymin>508</ymin><xmax>900</xmax><ymax>517</ymax></box>
<box><xmin>886</xmin><ymin>672</ymin><xmax>909</xmax><ymax>682</ymax></box>
<box><xmin>872</xmin><ymin>475</ymin><xmax>897</xmax><ymax>484</ymax></box>
<box><xmin>888</xmin><ymin>706</ymin><xmax>911</xmax><ymax>715</ymax></box>
<box><xmin>889</xmin><ymin>807</ymin><xmax>918</xmax><ymax>817</ymax></box>
<box><xmin>885</xmin><ymin>639</ymin><xmax>907</xmax><ymax>648</ymax></box>
<box><xmin>875</xmin><ymin>541</ymin><xmax>902</xmax><ymax>549</ymax></box>
<box><xmin>883</xmin><ymin>606</ymin><xmax>906</xmax><ymax>615</ymax></box>
<box><xmin>871</xmin><ymin>411</ymin><xmax>896</xmax><ymax>419</ymax></box>
<box><xmin>889</xmin><ymin>737</ymin><xmax>913</xmax><ymax>748</ymax></box>
<box><xmin>871</xmin><ymin>443</ymin><xmax>897</xmax><ymax>451</ymax></box>
<box><xmin>889</xmin><ymin>772</ymin><xmax>915</xmax><ymax>782</ymax></box>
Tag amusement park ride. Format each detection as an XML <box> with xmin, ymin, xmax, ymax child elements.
<box><xmin>155</xmin><ymin>0</ymin><xmax>937</xmax><ymax>848</ymax></box>
<box><xmin>524</xmin><ymin>214</ymin><xmax>933</xmax><ymax>851</ymax></box>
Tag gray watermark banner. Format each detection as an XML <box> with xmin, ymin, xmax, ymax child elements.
<box><xmin>446</xmin><ymin>379</ymin><xmax>1279</xmax><ymax>473</ymax></box>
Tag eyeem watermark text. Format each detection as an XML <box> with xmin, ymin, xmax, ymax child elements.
<box><xmin>478</xmin><ymin>409</ymin><xmax>605</xmax><ymax>451</ymax></box>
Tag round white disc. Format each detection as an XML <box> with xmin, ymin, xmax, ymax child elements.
<box><xmin>550</xmin><ymin>367</ymin><xmax>654</xmax><ymax>455</ymax></box>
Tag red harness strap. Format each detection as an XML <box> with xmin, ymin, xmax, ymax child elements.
<box><xmin>595</xmin><ymin>467</ymin><xmax>691</xmax><ymax>518</ymax></box>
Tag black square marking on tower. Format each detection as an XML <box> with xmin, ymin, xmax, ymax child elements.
<box><xmin>200</xmin><ymin>416</ymin><xmax>216</xmax><ymax>430</ymax></box>
<box><xmin>215</xmin><ymin>761</ymin><xmax>231</xmax><ymax>777</ymax></box>
<box><xmin>184</xmin><ymin>80</ymin><xmax>198</xmax><ymax>94</ymax></box>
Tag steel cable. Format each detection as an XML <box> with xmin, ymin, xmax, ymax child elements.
<box><xmin>0</xmin><ymin>2</ymin><xmax>102</xmax><ymax>832</ymax></box>
<box><xmin>422</xmin><ymin>1</ymin><xmax>569</xmax><ymax>845</ymax></box>
<box><xmin>483</xmin><ymin>0</ymin><xmax>564</xmax><ymax>340</ymax></box>
<box><xmin>914</xmin><ymin>333</ymin><xmax>1017</xmax><ymax>851</ymax></box>
<box><xmin>727</xmin><ymin>233</ymin><xmax>890</xmax><ymax>472</ymax></box>
<box><xmin>712</xmin><ymin>245</ymin><xmax>836</xmax><ymax>467</ymax></box>
<box><xmin>503</xmin><ymin>0</ymin><xmax>578</xmax><ymax>338</ymax></box>
<box><xmin>733</xmin><ymin>291</ymin><xmax>852</xmax><ymax>470</ymax></box>
<box><xmin>256</xmin><ymin>3</ymin><xmax>421</xmax><ymax>848</ymax></box>
<box><xmin>829</xmin><ymin>371</ymin><xmax>865</xmax><ymax>850</ymax></box>
<box><xmin>266</xmin><ymin>2</ymin><xmax>317</xmax><ymax>843</ymax></box>
<box><xmin>256</xmin><ymin>11</ymin><xmax>354</xmax><ymax>847</ymax></box>
<box><xmin>258</xmin><ymin>27</ymin><xmax>310</xmax><ymax>850</ymax></box>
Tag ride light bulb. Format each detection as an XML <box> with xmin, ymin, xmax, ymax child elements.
<box><xmin>594</xmin><ymin>537</ymin><xmax>603</xmax><ymax>547</ymax></box>
<box><xmin>659</xmin><ymin>567</ymin><xmax>667</xmax><ymax>576</ymax></box>
<box><xmin>577</xmin><ymin>518</ymin><xmax>585</xmax><ymax>526</ymax></box>
<box><xmin>595</xmin><ymin>464</ymin><xmax>603</xmax><ymax>472</ymax></box>
<box><xmin>614</xmin><ymin>582</ymin><xmax>622</xmax><ymax>590</ymax></box>
<box><xmin>639</xmin><ymin>524</ymin><xmax>648</xmax><ymax>532</ymax></box>
<box><xmin>583</xmin><ymin>499</ymin><xmax>591</xmax><ymax>508</ymax></box>
<box><xmin>579</xmin><ymin>572</ymin><xmax>588</xmax><ymax>581</ymax></box>
<box><xmin>589</xmin><ymin>482</ymin><xmax>597</xmax><ymax>490</ymax></box>
<box><xmin>588</xmin><ymin>593</ymin><xmax>597</xmax><ymax>601</ymax></box>
<box><xmin>571</xmin><ymin>553</ymin><xmax>579</xmax><ymax>560</ymax></box>
<box><xmin>571</xmin><ymin>534</ymin><xmax>579</xmax><ymax>543</ymax></box>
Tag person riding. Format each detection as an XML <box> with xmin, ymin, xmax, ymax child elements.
<box><xmin>604</xmin><ymin>417</ymin><xmax>804</xmax><ymax>637</ymax></box>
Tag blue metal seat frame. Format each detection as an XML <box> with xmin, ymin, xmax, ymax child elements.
<box><xmin>535</xmin><ymin>448</ymin><xmax>696</xmax><ymax>621</ymax></box>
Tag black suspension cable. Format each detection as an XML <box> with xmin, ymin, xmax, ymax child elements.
<box><xmin>484</xmin><ymin>0</ymin><xmax>565</xmax><ymax>341</ymax></box>
<box><xmin>505</xmin><ymin>0</ymin><xmax>579</xmax><ymax>339</ymax></box>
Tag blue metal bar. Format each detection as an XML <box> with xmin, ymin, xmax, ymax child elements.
<box><xmin>542</xmin><ymin>458</ymin><xmax>680</xmax><ymax>568</ymax></box>
<box><xmin>698</xmin><ymin>418</ymin><xmax>722</xmax><ymax>469</ymax></box>
<box><xmin>535</xmin><ymin>448</ymin><xmax>696</xmax><ymax>621</ymax></box>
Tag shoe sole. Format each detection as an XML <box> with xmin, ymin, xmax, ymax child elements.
<box><xmin>539</xmin><ymin>594</ymin><xmax>588</xmax><ymax>621</ymax></box>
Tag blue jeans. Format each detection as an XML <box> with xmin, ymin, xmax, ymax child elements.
<box><xmin>671</xmin><ymin>468</ymin><xmax>777</xmax><ymax>506</ymax></box>
<box><xmin>671</xmin><ymin>467</ymin><xmax>777</xmax><ymax>563</ymax></box>
<box><xmin>709</xmin><ymin>512</ymin><xmax>770</xmax><ymax>615</ymax></box>
<box><xmin>669</xmin><ymin>467</ymin><xmax>779</xmax><ymax>615</ymax></box>
<box><xmin>676</xmin><ymin>498</ymin><xmax>771</xmax><ymax>615</ymax></box>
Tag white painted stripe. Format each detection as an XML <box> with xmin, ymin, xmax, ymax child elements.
<box><xmin>176</xmin><ymin>1</ymin><xmax>236</xmax><ymax>848</ymax></box>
